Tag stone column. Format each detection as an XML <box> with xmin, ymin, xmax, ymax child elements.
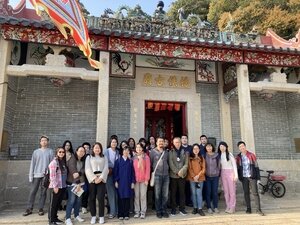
<box><xmin>96</xmin><ymin>52</ymin><xmax>110</xmax><ymax>148</ymax></box>
<box><xmin>236</xmin><ymin>64</ymin><xmax>255</xmax><ymax>152</ymax></box>
<box><xmin>218</xmin><ymin>63</ymin><xmax>233</xmax><ymax>151</ymax></box>
<box><xmin>0</xmin><ymin>39</ymin><xmax>11</xmax><ymax>149</ymax></box>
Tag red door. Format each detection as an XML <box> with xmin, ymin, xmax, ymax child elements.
<box><xmin>145</xmin><ymin>101</ymin><xmax>187</xmax><ymax>142</ymax></box>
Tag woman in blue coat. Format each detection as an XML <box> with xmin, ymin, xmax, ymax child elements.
<box><xmin>114</xmin><ymin>146</ymin><xmax>136</xmax><ymax>220</ymax></box>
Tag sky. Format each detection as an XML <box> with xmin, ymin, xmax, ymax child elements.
<box><xmin>9</xmin><ymin>0</ymin><xmax>175</xmax><ymax>16</ymax></box>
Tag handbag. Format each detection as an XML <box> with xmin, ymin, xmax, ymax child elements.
<box><xmin>42</xmin><ymin>168</ymin><xmax>50</xmax><ymax>188</ymax></box>
<box><xmin>150</xmin><ymin>151</ymin><xmax>165</xmax><ymax>187</ymax></box>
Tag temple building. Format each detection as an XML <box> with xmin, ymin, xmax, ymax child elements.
<box><xmin>0</xmin><ymin>0</ymin><xmax>299</xmax><ymax>203</ymax></box>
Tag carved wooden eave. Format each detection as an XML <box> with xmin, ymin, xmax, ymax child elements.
<box><xmin>6</xmin><ymin>64</ymin><xmax>99</xmax><ymax>81</ymax></box>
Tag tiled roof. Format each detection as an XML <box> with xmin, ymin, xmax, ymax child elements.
<box><xmin>0</xmin><ymin>15</ymin><xmax>299</xmax><ymax>54</ymax></box>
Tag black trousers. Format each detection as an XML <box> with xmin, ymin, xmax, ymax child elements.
<box><xmin>170</xmin><ymin>178</ymin><xmax>186</xmax><ymax>211</ymax></box>
<box><xmin>242</xmin><ymin>177</ymin><xmax>261</xmax><ymax>210</ymax></box>
<box><xmin>89</xmin><ymin>182</ymin><xmax>106</xmax><ymax>217</ymax></box>
<box><xmin>81</xmin><ymin>181</ymin><xmax>89</xmax><ymax>208</ymax></box>
<box><xmin>48</xmin><ymin>188</ymin><xmax>66</xmax><ymax>222</ymax></box>
<box><xmin>118</xmin><ymin>198</ymin><xmax>130</xmax><ymax>217</ymax></box>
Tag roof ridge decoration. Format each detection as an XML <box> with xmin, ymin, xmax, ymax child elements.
<box><xmin>266</xmin><ymin>28</ymin><xmax>300</xmax><ymax>50</ymax></box>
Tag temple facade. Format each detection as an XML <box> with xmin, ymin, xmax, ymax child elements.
<box><xmin>0</xmin><ymin>0</ymin><xmax>299</xmax><ymax>203</ymax></box>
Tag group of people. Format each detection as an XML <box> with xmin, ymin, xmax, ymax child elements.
<box><xmin>23</xmin><ymin>134</ymin><xmax>264</xmax><ymax>225</ymax></box>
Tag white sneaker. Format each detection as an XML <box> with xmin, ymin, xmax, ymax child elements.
<box><xmin>65</xmin><ymin>218</ymin><xmax>73</xmax><ymax>225</ymax></box>
<box><xmin>82</xmin><ymin>207</ymin><xmax>88</xmax><ymax>214</ymax></box>
<box><xmin>99</xmin><ymin>217</ymin><xmax>104</xmax><ymax>224</ymax></box>
<box><xmin>75</xmin><ymin>216</ymin><xmax>85</xmax><ymax>222</ymax></box>
<box><xmin>91</xmin><ymin>216</ymin><xmax>96</xmax><ymax>224</ymax></box>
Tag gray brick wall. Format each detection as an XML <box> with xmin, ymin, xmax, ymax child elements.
<box><xmin>230</xmin><ymin>92</ymin><xmax>300</xmax><ymax>159</ymax></box>
<box><xmin>9</xmin><ymin>76</ymin><xmax>98</xmax><ymax>159</ymax></box>
<box><xmin>108</xmin><ymin>77</ymin><xmax>135</xmax><ymax>144</ymax></box>
<box><xmin>196</xmin><ymin>83</ymin><xmax>221</xmax><ymax>144</ymax></box>
<box><xmin>1</xmin><ymin>76</ymin><xmax>18</xmax><ymax>157</ymax></box>
<box><xmin>286</xmin><ymin>93</ymin><xmax>300</xmax><ymax>158</ymax></box>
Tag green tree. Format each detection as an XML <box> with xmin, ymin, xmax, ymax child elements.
<box><xmin>207</xmin><ymin>0</ymin><xmax>239</xmax><ymax>25</ymax></box>
<box><xmin>167</xmin><ymin>0</ymin><xmax>211</xmax><ymax>24</ymax></box>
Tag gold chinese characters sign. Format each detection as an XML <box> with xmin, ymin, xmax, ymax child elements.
<box><xmin>143</xmin><ymin>73</ymin><xmax>191</xmax><ymax>89</ymax></box>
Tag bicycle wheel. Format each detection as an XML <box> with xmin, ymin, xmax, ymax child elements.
<box><xmin>271</xmin><ymin>182</ymin><xmax>286</xmax><ymax>198</ymax></box>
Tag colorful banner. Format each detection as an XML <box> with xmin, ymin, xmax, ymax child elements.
<box><xmin>29</xmin><ymin>0</ymin><xmax>101</xmax><ymax>69</ymax></box>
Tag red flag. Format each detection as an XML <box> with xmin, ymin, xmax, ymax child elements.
<box><xmin>29</xmin><ymin>0</ymin><xmax>101</xmax><ymax>69</ymax></box>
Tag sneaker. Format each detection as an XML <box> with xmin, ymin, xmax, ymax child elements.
<box><xmin>124</xmin><ymin>217</ymin><xmax>129</xmax><ymax>220</ymax></box>
<box><xmin>170</xmin><ymin>209</ymin><xmax>176</xmax><ymax>216</ymax></box>
<box><xmin>134</xmin><ymin>213</ymin><xmax>140</xmax><ymax>218</ymax></box>
<box><xmin>38</xmin><ymin>208</ymin><xmax>44</xmax><ymax>216</ymax></box>
<box><xmin>179</xmin><ymin>209</ymin><xmax>187</xmax><ymax>216</ymax></box>
<box><xmin>55</xmin><ymin>219</ymin><xmax>63</xmax><ymax>225</ymax></box>
<box><xmin>82</xmin><ymin>207</ymin><xmax>88</xmax><ymax>214</ymax></box>
<box><xmin>156</xmin><ymin>213</ymin><xmax>162</xmax><ymax>218</ymax></box>
<box><xmin>23</xmin><ymin>208</ymin><xmax>32</xmax><ymax>216</ymax></box>
<box><xmin>228</xmin><ymin>208</ymin><xmax>235</xmax><ymax>214</ymax></box>
<box><xmin>225</xmin><ymin>208</ymin><xmax>230</xmax><ymax>213</ymax></box>
<box><xmin>75</xmin><ymin>216</ymin><xmax>84</xmax><ymax>222</ymax></box>
<box><xmin>257</xmin><ymin>209</ymin><xmax>265</xmax><ymax>216</ymax></box>
<box><xmin>198</xmin><ymin>209</ymin><xmax>205</xmax><ymax>216</ymax></box>
<box><xmin>99</xmin><ymin>217</ymin><xmax>104</xmax><ymax>224</ymax></box>
<box><xmin>214</xmin><ymin>208</ymin><xmax>219</xmax><ymax>213</ymax></box>
<box><xmin>207</xmin><ymin>208</ymin><xmax>213</xmax><ymax>214</ymax></box>
<box><xmin>108</xmin><ymin>214</ymin><xmax>114</xmax><ymax>219</ymax></box>
<box><xmin>65</xmin><ymin>218</ymin><xmax>73</xmax><ymax>225</ymax></box>
<box><xmin>90</xmin><ymin>216</ymin><xmax>96</xmax><ymax>224</ymax></box>
<box><xmin>140</xmin><ymin>213</ymin><xmax>145</xmax><ymax>219</ymax></box>
<box><xmin>162</xmin><ymin>212</ymin><xmax>169</xmax><ymax>218</ymax></box>
<box><xmin>118</xmin><ymin>217</ymin><xmax>124</xmax><ymax>220</ymax></box>
<box><xmin>246</xmin><ymin>208</ymin><xmax>252</xmax><ymax>214</ymax></box>
<box><xmin>192</xmin><ymin>208</ymin><xmax>198</xmax><ymax>214</ymax></box>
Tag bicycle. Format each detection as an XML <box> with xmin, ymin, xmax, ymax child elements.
<box><xmin>258</xmin><ymin>170</ymin><xmax>286</xmax><ymax>198</ymax></box>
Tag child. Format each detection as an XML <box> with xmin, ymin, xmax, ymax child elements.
<box><xmin>114</xmin><ymin>146</ymin><xmax>136</xmax><ymax>220</ymax></box>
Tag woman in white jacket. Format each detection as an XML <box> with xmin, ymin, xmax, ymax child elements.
<box><xmin>85</xmin><ymin>142</ymin><xmax>109</xmax><ymax>224</ymax></box>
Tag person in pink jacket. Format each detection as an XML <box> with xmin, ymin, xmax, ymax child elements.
<box><xmin>132</xmin><ymin>142</ymin><xmax>151</xmax><ymax>219</ymax></box>
<box><xmin>48</xmin><ymin>147</ymin><xmax>67</xmax><ymax>225</ymax></box>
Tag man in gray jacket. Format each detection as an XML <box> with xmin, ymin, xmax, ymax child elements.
<box><xmin>23</xmin><ymin>135</ymin><xmax>53</xmax><ymax>216</ymax></box>
<box><xmin>169</xmin><ymin>137</ymin><xmax>189</xmax><ymax>216</ymax></box>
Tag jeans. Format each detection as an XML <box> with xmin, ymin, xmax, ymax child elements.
<box><xmin>242</xmin><ymin>177</ymin><xmax>261</xmax><ymax>210</ymax></box>
<box><xmin>170</xmin><ymin>178</ymin><xmax>186</xmax><ymax>211</ymax></box>
<box><xmin>190</xmin><ymin>181</ymin><xmax>204</xmax><ymax>209</ymax></box>
<box><xmin>154</xmin><ymin>175</ymin><xmax>169</xmax><ymax>214</ymax></box>
<box><xmin>27</xmin><ymin>177</ymin><xmax>47</xmax><ymax>210</ymax></box>
<box><xmin>81</xmin><ymin>181</ymin><xmax>89</xmax><ymax>208</ymax></box>
<box><xmin>106</xmin><ymin>175</ymin><xmax>118</xmax><ymax>216</ymax></box>
<box><xmin>66</xmin><ymin>186</ymin><xmax>81</xmax><ymax>219</ymax></box>
<box><xmin>205</xmin><ymin>176</ymin><xmax>219</xmax><ymax>209</ymax></box>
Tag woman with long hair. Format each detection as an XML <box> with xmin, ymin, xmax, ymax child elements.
<box><xmin>205</xmin><ymin>143</ymin><xmax>220</xmax><ymax>214</ymax></box>
<box><xmin>187</xmin><ymin>144</ymin><xmax>206</xmax><ymax>216</ymax></box>
<box><xmin>85</xmin><ymin>142</ymin><xmax>109</xmax><ymax>224</ymax></box>
<box><xmin>48</xmin><ymin>147</ymin><xmax>67</xmax><ymax>225</ymax></box>
<box><xmin>105</xmin><ymin>137</ymin><xmax>120</xmax><ymax>219</ymax></box>
<box><xmin>218</xmin><ymin>141</ymin><xmax>238</xmax><ymax>214</ymax></box>
<box><xmin>65</xmin><ymin>146</ymin><xmax>86</xmax><ymax>225</ymax></box>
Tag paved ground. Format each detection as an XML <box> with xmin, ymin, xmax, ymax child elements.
<box><xmin>0</xmin><ymin>193</ymin><xmax>299</xmax><ymax>225</ymax></box>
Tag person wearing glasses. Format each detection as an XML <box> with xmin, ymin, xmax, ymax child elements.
<box><xmin>48</xmin><ymin>147</ymin><xmax>67</xmax><ymax>225</ymax></box>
